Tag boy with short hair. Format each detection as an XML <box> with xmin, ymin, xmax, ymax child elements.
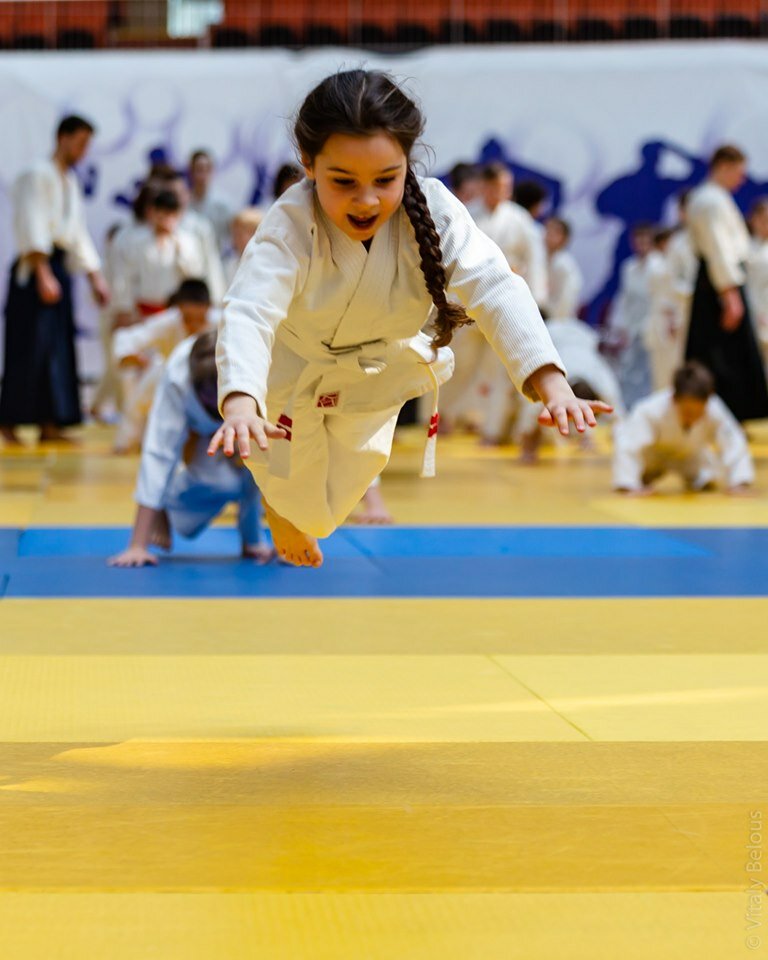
<box><xmin>112</xmin><ymin>279</ymin><xmax>219</xmax><ymax>454</ymax></box>
<box><xmin>612</xmin><ymin>361</ymin><xmax>755</xmax><ymax>496</ymax></box>
<box><xmin>109</xmin><ymin>330</ymin><xmax>273</xmax><ymax>567</ymax></box>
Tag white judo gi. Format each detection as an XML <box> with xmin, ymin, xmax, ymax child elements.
<box><xmin>546</xmin><ymin>249</ymin><xmax>583</xmax><ymax>320</ymax></box>
<box><xmin>136</xmin><ymin>336</ymin><xmax>261</xmax><ymax>544</ymax></box>
<box><xmin>217</xmin><ymin>177</ymin><xmax>564</xmax><ymax>539</ymax></box>
<box><xmin>612</xmin><ymin>388</ymin><xmax>754</xmax><ymax>492</ymax></box>
<box><xmin>181</xmin><ymin>210</ymin><xmax>227</xmax><ymax>304</ymax></box>
<box><xmin>666</xmin><ymin>228</ymin><xmax>697</xmax><ymax>342</ymax></box>
<box><xmin>110</xmin><ymin>224</ymin><xmax>207</xmax><ymax>316</ymax></box>
<box><xmin>189</xmin><ymin>193</ymin><xmax>234</xmax><ymax>256</ymax></box>
<box><xmin>11</xmin><ymin>159</ymin><xmax>100</xmax><ymax>283</ymax></box>
<box><xmin>113</xmin><ymin>305</ymin><xmax>221</xmax><ymax>449</ymax></box>
<box><xmin>609</xmin><ymin>254</ymin><xmax>654</xmax><ymax>409</ymax></box>
<box><xmin>644</xmin><ymin>249</ymin><xmax>684</xmax><ymax>391</ymax></box>
<box><xmin>467</xmin><ymin>199</ymin><xmax>549</xmax><ymax>440</ymax></box>
<box><xmin>516</xmin><ymin>318</ymin><xmax>624</xmax><ymax>439</ymax></box>
<box><xmin>747</xmin><ymin>238</ymin><xmax>768</xmax><ymax>369</ymax></box>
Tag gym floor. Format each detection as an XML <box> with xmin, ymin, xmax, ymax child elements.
<box><xmin>1</xmin><ymin>423</ymin><xmax>767</xmax><ymax>959</ymax></box>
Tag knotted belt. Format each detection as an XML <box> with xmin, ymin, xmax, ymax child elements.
<box><xmin>268</xmin><ymin>333</ymin><xmax>444</xmax><ymax>481</ymax></box>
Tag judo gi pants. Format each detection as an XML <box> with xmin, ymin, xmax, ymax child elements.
<box><xmin>165</xmin><ymin>456</ymin><xmax>262</xmax><ymax>546</ymax></box>
<box><xmin>245</xmin><ymin>401</ymin><xmax>401</xmax><ymax>540</ymax></box>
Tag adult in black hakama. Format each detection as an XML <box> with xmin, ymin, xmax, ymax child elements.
<box><xmin>686</xmin><ymin>258</ymin><xmax>768</xmax><ymax>422</ymax></box>
<box><xmin>0</xmin><ymin>115</ymin><xmax>108</xmax><ymax>445</ymax></box>
<box><xmin>0</xmin><ymin>248</ymin><xmax>82</xmax><ymax>429</ymax></box>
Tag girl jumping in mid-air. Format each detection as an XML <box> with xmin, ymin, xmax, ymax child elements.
<box><xmin>209</xmin><ymin>70</ymin><xmax>611</xmax><ymax>567</ymax></box>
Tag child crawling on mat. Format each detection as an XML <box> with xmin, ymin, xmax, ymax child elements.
<box><xmin>612</xmin><ymin>361</ymin><xmax>755</xmax><ymax>496</ymax></box>
<box><xmin>109</xmin><ymin>329</ymin><xmax>274</xmax><ymax>567</ymax></box>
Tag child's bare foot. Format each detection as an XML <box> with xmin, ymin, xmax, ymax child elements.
<box><xmin>263</xmin><ymin>501</ymin><xmax>323</xmax><ymax>567</ymax></box>
<box><xmin>1</xmin><ymin>426</ymin><xmax>24</xmax><ymax>446</ymax></box>
<box><xmin>150</xmin><ymin>510</ymin><xmax>172</xmax><ymax>550</ymax></box>
<box><xmin>242</xmin><ymin>543</ymin><xmax>277</xmax><ymax>564</ymax></box>
<box><xmin>112</xmin><ymin>441</ymin><xmax>141</xmax><ymax>455</ymax></box>
<box><xmin>350</xmin><ymin>484</ymin><xmax>393</xmax><ymax>525</ymax></box>
<box><xmin>519</xmin><ymin>430</ymin><xmax>540</xmax><ymax>465</ymax></box>
<box><xmin>39</xmin><ymin>425</ymin><xmax>79</xmax><ymax>444</ymax></box>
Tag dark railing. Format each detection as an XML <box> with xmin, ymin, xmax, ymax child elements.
<box><xmin>0</xmin><ymin>1</ymin><xmax>767</xmax><ymax>50</ymax></box>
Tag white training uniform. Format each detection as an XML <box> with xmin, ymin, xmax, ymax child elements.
<box><xmin>516</xmin><ymin>317</ymin><xmax>625</xmax><ymax>438</ymax></box>
<box><xmin>12</xmin><ymin>159</ymin><xmax>101</xmax><ymax>282</ymax></box>
<box><xmin>136</xmin><ymin>336</ymin><xmax>262</xmax><ymax>545</ymax></box>
<box><xmin>181</xmin><ymin>210</ymin><xmax>227</xmax><ymax>304</ymax></box>
<box><xmin>687</xmin><ymin>181</ymin><xmax>751</xmax><ymax>293</ymax></box>
<box><xmin>746</xmin><ymin>238</ymin><xmax>768</xmax><ymax>369</ymax></box>
<box><xmin>612</xmin><ymin>388</ymin><xmax>754</xmax><ymax>492</ymax></box>
<box><xmin>666</xmin><ymin>227</ymin><xmax>697</xmax><ymax>346</ymax></box>
<box><xmin>546</xmin><ymin>249</ymin><xmax>583</xmax><ymax>320</ymax></box>
<box><xmin>217</xmin><ymin>177</ymin><xmax>564</xmax><ymax>539</ymax></box>
<box><xmin>609</xmin><ymin>254</ymin><xmax>654</xmax><ymax>409</ymax></box>
<box><xmin>113</xmin><ymin>305</ymin><xmax>222</xmax><ymax>365</ymax></box>
<box><xmin>223</xmin><ymin>249</ymin><xmax>242</xmax><ymax>288</ymax></box>
<box><xmin>189</xmin><ymin>192</ymin><xmax>234</xmax><ymax>256</ymax></box>
<box><xmin>470</xmin><ymin>199</ymin><xmax>549</xmax><ymax>440</ymax></box>
<box><xmin>90</xmin><ymin>230</ymin><xmax>123</xmax><ymax>414</ymax></box>
<box><xmin>644</xmin><ymin>249</ymin><xmax>682</xmax><ymax>391</ymax></box>
<box><xmin>113</xmin><ymin>306</ymin><xmax>220</xmax><ymax>450</ymax></box>
<box><xmin>110</xmin><ymin>224</ymin><xmax>207</xmax><ymax>315</ymax></box>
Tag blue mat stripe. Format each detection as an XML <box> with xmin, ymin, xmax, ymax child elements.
<box><xmin>0</xmin><ymin>526</ymin><xmax>764</xmax><ymax>599</ymax></box>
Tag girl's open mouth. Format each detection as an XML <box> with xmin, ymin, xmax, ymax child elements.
<box><xmin>347</xmin><ymin>213</ymin><xmax>378</xmax><ymax>231</ymax></box>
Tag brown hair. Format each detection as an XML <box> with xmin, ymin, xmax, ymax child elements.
<box><xmin>482</xmin><ymin>161</ymin><xmax>510</xmax><ymax>182</ymax></box>
<box><xmin>547</xmin><ymin>216</ymin><xmax>571</xmax><ymax>241</ymax></box>
<box><xmin>293</xmin><ymin>69</ymin><xmax>472</xmax><ymax>349</ymax></box>
<box><xmin>232</xmin><ymin>206</ymin><xmax>264</xmax><ymax>231</ymax></box>
<box><xmin>710</xmin><ymin>144</ymin><xmax>747</xmax><ymax>168</ymax></box>
<box><xmin>189</xmin><ymin>329</ymin><xmax>218</xmax><ymax>391</ymax></box>
<box><xmin>673</xmin><ymin>361</ymin><xmax>715</xmax><ymax>401</ymax></box>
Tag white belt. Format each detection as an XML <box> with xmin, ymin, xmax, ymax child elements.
<box><xmin>269</xmin><ymin>334</ymin><xmax>443</xmax><ymax>481</ymax></box>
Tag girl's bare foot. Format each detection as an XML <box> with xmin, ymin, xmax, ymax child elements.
<box><xmin>150</xmin><ymin>510</ymin><xmax>172</xmax><ymax>550</ymax></box>
<box><xmin>263</xmin><ymin>501</ymin><xmax>323</xmax><ymax>567</ymax></box>
<box><xmin>1</xmin><ymin>426</ymin><xmax>23</xmax><ymax>446</ymax></box>
<box><xmin>242</xmin><ymin>543</ymin><xmax>277</xmax><ymax>564</ymax></box>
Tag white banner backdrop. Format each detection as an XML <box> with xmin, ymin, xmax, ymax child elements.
<box><xmin>2</xmin><ymin>41</ymin><xmax>768</xmax><ymax>377</ymax></box>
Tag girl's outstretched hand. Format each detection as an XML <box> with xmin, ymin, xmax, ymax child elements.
<box><xmin>527</xmin><ymin>364</ymin><xmax>613</xmax><ymax>436</ymax></box>
<box><xmin>537</xmin><ymin>399</ymin><xmax>614</xmax><ymax>436</ymax></box>
<box><xmin>208</xmin><ymin>392</ymin><xmax>286</xmax><ymax>459</ymax></box>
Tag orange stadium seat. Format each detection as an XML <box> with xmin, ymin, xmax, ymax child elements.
<box><xmin>56</xmin><ymin>2</ymin><xmax>110</xmax><ymax>48</ymax></box>
<box><xmin>0</xmin><ymin>4</ymin><xmax>15</xmax><ymax>45</ymax></box>
<box><xmin>12</xmin><ymin>1</ymin><xmax>57</xmax><ymax>46</ymax></box>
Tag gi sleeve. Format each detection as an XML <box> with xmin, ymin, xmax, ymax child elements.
<box><xmin>549</xmin><ymin>255</ymin><xmax>582</xmax><ymax>319</ymax></box>
<box><xmin>67</xmin><ymin>184</ymin><xmax>101</xmax><ymax>275</ymax></box>
<box><xmin>709</xmin><ymin>396</ymin><xmax>755</xmax><ymax>487</ymax></box>
<box><xmin>609</xmin><ymin>260</ymin><xmax>631</xmax><ymax>333</ymax></box>
<box><xmin>197</xmin><ymin>217</ymin><xmax>227</xmax><ymax>304</ymax></box>
<box><xmin>523</xmin><ymin>219</ymin><xmax>548</xmax><ymax>307</ymax></box>
<box><xmin>114</xmin><ymin>308</ymin><xmax>182</xmax><ymax>362</ymax></box>
<box><xmin>110</xmin><ymin>231</ymin><xmax>140</xmax><ymax>315</ymax></box>
<box><xmin>216</xmin><ymin>227</ymin><xmax>304</xmax><ymax>416</ymax></box>
<box><xmin>134</xmin><ymin>366</ymin><xmax>190</xmax><ymax>510</ymax></box>
<box><xmin>690</xmin><ymin>197</ymin><xmax>745</xmax><ymax>291</ymax></box>
<box><xmin>13</xmin><ymin>169</ymin><xmax>54</xmax><ymax>258</ymax></box>
<box><xmin>612</xmin><ymin>405</ymin><xmax>655</xmax><ymax>491</ymax></box>
<box><xmin>426</xmin><ymin>179</ymin><xmax>565</xmax><ymax>401</ymax></box>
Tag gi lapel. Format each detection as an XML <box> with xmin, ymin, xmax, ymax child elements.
<box><xmin>318</xmin><ymin>206</ymin><xmax>399</xmax><ymax>350</ymax></box>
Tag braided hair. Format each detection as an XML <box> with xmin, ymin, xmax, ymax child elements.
<box><xmin>294</xmin><ymin>69</ymin><xmax>472</xmax><ymax>348</ymax></box>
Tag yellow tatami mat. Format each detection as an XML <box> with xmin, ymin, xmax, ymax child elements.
<box><xmin>0</xmin><ymin>893</ymin><xmax>749</xmax><ymax>960</ymax></box>
<box><xmin>1</xmin><ymin>425</ymin><xmax>767</xmax><ymax>956</ymax></box>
